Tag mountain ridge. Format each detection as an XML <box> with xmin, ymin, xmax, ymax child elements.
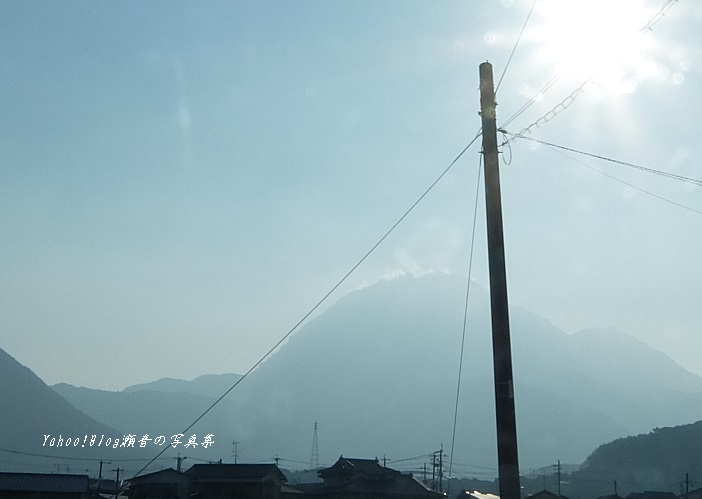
<box><xmin>121</xmin><ymin>373</ymin><xmax>243</xmax><ymax>398</ymax></box>
<box><xmin>0</xmin><ymin>347</ymin><xmax>163</xmax><ymax>475</ymax></box>
<box><xmin>6</xmin><ymin>272</ymin><xmax>701</xmax><ymax>475</ymax></box>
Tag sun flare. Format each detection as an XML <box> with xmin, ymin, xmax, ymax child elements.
<box><xmin>527</xmin><ymin>0</ymin><xmax>660</xmax><ymax>90</ymax></box>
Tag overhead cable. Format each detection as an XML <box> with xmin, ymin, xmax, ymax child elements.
<box><xmin>126</xmin><ymin>130</ymin><xmax>483</xmax><ymax>484</ymax></box>
<box><xmin>500</xmin><ymin>131</ymin><xmax>702</xmax><ymax>188</ymax></box>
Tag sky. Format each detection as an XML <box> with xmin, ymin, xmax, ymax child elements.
<box><xmin>1</xmin><ymin>0</ymin><xmax>700</xmax><ymax>392</ymax></box>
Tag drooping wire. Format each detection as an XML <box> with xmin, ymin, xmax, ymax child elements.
<box><xmin>500</xmin><ymin>130</ymin><xmax>513</xmax><ymax>165</ymax></box>
<box><xmin>125</xmin><ymin>130</ymin><xmax>484</xmax><ymax>484</ymax></box>
<box><xmin>501</xmin><ymin>74</ymin><xmax>561</xmax><ymax>130</ymax></box>
<box><xmin>508</xmin><ymin>79</ymin><xmax>592</xmax><ymax>141</ymax></box>
<box><xmin>386</xmin><ymin>453</ymin><xmax>434</xmax><ymax>465</ymax></box>
<box><xmin>641</xmin><ymin>0</ymin><xmax>679</xmax><ymax>32</ymax></box>
<box><xmin>542</xmin><ymin>141</ymin><xmax>702</xmax><ymax>216</ymax></box>
<box><xmin>0</xmin><ymin>446</ymin><xmax>172</xmax><ymax>463</ymax></box>
<box><xmin>447</xmin><ymin>151</ymin><xmax>483</xmax><ymax>497</ymax></box>
<box><xmin>495</xmin><ymin>0</ymin><xmax>539</xmax><ymax>96</ymax></box>
<box><xmin>500</xmin><ymin>131</ymin><xmax>702</xmax><ymax>187</ymax></box>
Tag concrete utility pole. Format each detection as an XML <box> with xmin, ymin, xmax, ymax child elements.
<box><xmin>114</xmin><ymin>468</ymin><xmax>121</xmax><ymax>499</ymax></box>
<box><xmin>685</xmin><ymin>472</ymin><xmax>689</xmax><ymax>499</ymax></box>
<box><xmin>479</xmin><ymin>61</ymin><xmax>521</xmax><ymax>499</ymax></box>
<box><xmin>431</xmin><ymin>452</ymin><xmax>436</xmax><ymax>491</ymax></box>
<box><xmin>177</xmin><ymin>454</ymin><xmax>187</xmax><ymax>472</ymax></box>
<box><xmin>438</xmin><ymin>446</ymin><xmax>444</xmax><ymax>495</ymax></box>
<box><xmin>232</xmin><ymin>440</ymin><xmax>240</xmax><ymax>464</ymax></box>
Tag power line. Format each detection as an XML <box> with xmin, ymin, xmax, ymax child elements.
<box><xmin>0</xmin><ymin>446</ymin><xmax>172</xmax><ymax>463</ymax></box>
<box><xmin>500</xmin><ymin>131</ymin><xmax>702</xmax><ymax>187</ymax></box>
<box><xmin>447</xmin><ymin>152</ymin><xmax>483</xmax><ymax>498</ymax></box>
<box><xmin>387</xmin><ymin>453</ymin><xmax>433</xmax><ymax>464</ymax></box>
<box><xmin>641</xmin><ymin>0</ymin><xmax>679</xmax><ymax>32</ymax></box>
<box><xmin>538</xmin><ymin>140</ymin><xmax>702</xmax><ymax>216</ymax></box>
<box><xmin>501</xmin><ymin>74</ymin><xmax>561</xmax><ymax>130</ymax></box>
<box><xmin>495</xmin><ymin>0</ymin><xmax>539</xmax><ymax>95</ymax></box>
<box><xmin>509</xmin><ymin>79</ymin><xmax>592</xmax><ymax>141</ymax></box>
<box><xmin>126</xmin><ymin>131</ymin><xmax>483</xmax><ymax>484</ymax></box>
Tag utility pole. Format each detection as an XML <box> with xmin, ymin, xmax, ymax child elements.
<box><xmin>685</xmin><ymin>472</ymin><xmax>689</xmax><ymax>499</ymax></box>
<box><xmin>432</xmin><ymin>453</ymin><xmax>436</xmax><ymax>491</ymax></box>
<box><xmin>114</xmin><ymin>468</ymin><xmax>121</xmax><ymax>499</ymax></box>
<box><xmin>479</xmin><ymin>61</ymin><xmax>521</xmax><ymax>499</ymax></box>
<box><xmin>232</xmin><ymin>440</ymin><xmax>240</xmax><ymax>464</ymax></box>
<box><xmin>557</xmin><ymin>460</ymin><xmax>561</xmax><ymax>498</ymax></box>
<box><xmin>439</xmin><ymin>446</ymin><xmax>444</xmax><ymax>495</ymax></box>
<box><xmin>98</xmin><ymin>460</ymin><xmax>110</xmax><ymax>493</ymax></box>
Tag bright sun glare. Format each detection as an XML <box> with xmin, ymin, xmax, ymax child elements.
<box><xmin>528</xmin><ymin>0</ymin><xmax>660</xmax><ymax>92</ymax></box>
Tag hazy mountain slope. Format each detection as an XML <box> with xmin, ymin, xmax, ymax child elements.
<box><xmin>570</xmin><ymin>420</ymin><xmax>702</xmax><ymax>497</ymax></box>
<box><xmin>0</xmin><ymin>347</ymin><xmax>156</xmax><ymax>474</ymax></box>
<box><xmin>569</xmin><ymin>328</ymin><xmax>702</xmax><ymax>394</ymax></box>
<box><xmin>52</xmin><ymin>373</ymin><xmax>245</xmax><ymax>462</ymax></box>
<box><xmin>122</xmin><ymin>373</ymin><xmax>242</xmax><ymax>398</ymax></box>
<box><xmin>510</xmin><ymin>314</ymin><xmax>702</xmax><ymax>433</ymax></box>
<box><xmin>12</xmin><ymin>273</ymin><xmax>701</xmax><ymax>475</ymax></box>
<box><xmin>52</xmin><ymin>383</ymin><xmax>238</xmax><ymax>449</ymax></box>
<box><xmin>226</xmin><ymin>273</ymin><xmax>702</xmax><ymax>469</ymax></box>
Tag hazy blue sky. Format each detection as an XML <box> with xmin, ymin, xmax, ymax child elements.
<box><xmin>1</xmin><ymin>0</ymin><xmax>700</xmax><ymax>390</ymax></box>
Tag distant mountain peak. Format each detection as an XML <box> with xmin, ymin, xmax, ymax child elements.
<box><xmin>123</xmin><ymin>372</ymin><xmax>243</xmax><ymax>398</ymax></box>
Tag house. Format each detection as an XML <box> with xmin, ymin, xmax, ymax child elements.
<box><xmin>185</xmin><ymin>463</ymin><xmax>289</xmax><ymax>499</ymax></box>
<box><xmin>127</xmin><ymin>468</ymin><xmax>189</xmax><ymax>499</ymax></box>
<box><xmin>309</xmin><ymin>456</ymin><xmax>443</xmax><ymax>499</ymax></box>
<box><xmin>626</xmin><ymin>492</ymin><xmax>678</xmax><ymax>499</ymax></box>
<box><xmin>0</xmin><ymin>472</ymin><xmax>89</xmax><ymax>499</ymax></box>
<box><xmin>527</xmin><ymin>490</ymin><xmax>568</xmax><ymax>499</ymax></box>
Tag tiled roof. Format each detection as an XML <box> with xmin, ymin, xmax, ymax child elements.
<box><xmin>320</xmin><ymin>457</ymin><xmax>398</xmax><ymax>478</ymax></box>
<box><xmin>627</xmin><ymin>492</ymin><xmax>678</xmax><ymax>499</ymax></box>
<box><xmin>0</xmin><ymin>472</ymin><xmax>89</xmax><ymax>493</ymax></box>
<box><xmin>186</xmin><ymin>464</ymin><xmax>286</xmax><ymax>482</ymax></box>
<box><xmin>316</xmin><ymin>473</ymin><xmax>437</xmax><ymax>498</ymax></box>
<box><xmin>529</xmin><ymin>491</ymin><xmax>568</xmax><ymax>499</ymax></box>
<box><xmin>128</xmin><ymin>468</ymin><xmax>186</xmax><ymax>484</ymax></box>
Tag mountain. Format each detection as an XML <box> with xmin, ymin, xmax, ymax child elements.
<box><xmin>0</xmin><ymin>347</ymin><xmax>168</xmax><ymax>475</ymax></box>
<box><xmin>223</xmin><ymin>273</ymin><xmax>702</xmax><ymax>470</ymax></box>
<box><xmin>52</xmin><ymin>377</ymin><xmax>241</xmax><ymax>464</ymax></box>
<box><xmin>122</xmin><ymin>373</ymin><xmax>242</xmax><ymax>398</ymax></box>
<box><xmin>569</xmin><ymin>420</ymin><xmax>702</xmax><ymax>497</ymax></box>
<box><xmin>10</xmin><ymin>272</ymin><xmax>702</xmax><ymax>477</ymax></box>
<box><xmin>52</xmin><ymin>384</ymin><xmax>237</xmax><ymax>442</ymax></box>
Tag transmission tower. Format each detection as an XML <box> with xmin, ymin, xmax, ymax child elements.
<box><xmin>309</xmin><ymin>421</ymin><xmax>319</xmax><ymax>469</ymax></box>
